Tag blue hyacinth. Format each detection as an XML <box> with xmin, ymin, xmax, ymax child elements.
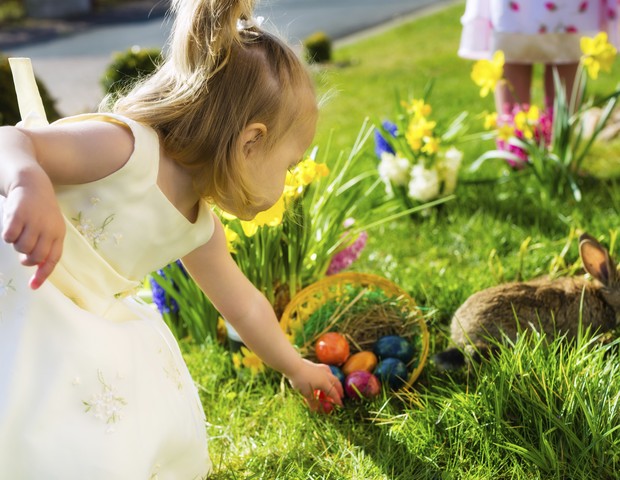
<box><xmin>150</xmin><ymin>260</ymin><xmax>187</xmax><ymax>315</ymax></box>
<box><xmin>374</xmin><ymin>120</ymin><xmax>398</xmax><ymax>158</ymax></box>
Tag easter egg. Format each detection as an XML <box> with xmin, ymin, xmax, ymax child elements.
<box><xmin>312</xmin><ymin>389</ymin><xmax>337</xmax><ymax>414</ymax></box>
<box><xmin>315</xmin><ymin>332</ymin><xmax>350</xmax><ymax>365</ymax></box>
<box><xmin>374</xmin><ymin>357</ymin><xmax>408</xmax><ymax>390</ymax></box>
<box><xmin>374</xmin><ymin>335</ymin><xmax>415</xmax><ymax>364</ymax></box>
<box><xmin>344</xmin><ymin>370</ymin><xmax>381</xmax><ymax>400</ymax></box>
<box><xmin>329</xmin><ymin>365</ymin><xmax>346</xmax><ymax>386</ymax></box>
<box><xmin>342</xmin><ymin>351</ymin><xmax>378</xmax><ymax>376</ymax></box>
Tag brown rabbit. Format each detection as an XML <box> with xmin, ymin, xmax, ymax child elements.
<box><xmin>433</xmin><ymin>233</ymin><xmax>620</xmax><ymax>369</ymax></box>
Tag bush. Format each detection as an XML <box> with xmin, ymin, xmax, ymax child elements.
<box><xmin>303</xmin><ymin>31</ymin><xmax>332</xmax><ymax>64</ymax></box>
<box><xmin>0</xmin><ymin>55</ymin><xmax>60</xmax><ymax>126</ymax></box>
<box><xmin>100</xmin><ymin>46</ymin><xmax>162</xmax><ymax>98</ymax></box>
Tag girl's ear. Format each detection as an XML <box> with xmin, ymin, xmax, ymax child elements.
<box><xmin>240</xmin><ymin>123</ymin><xmax>268</xmax><ymax>158</ymax></box>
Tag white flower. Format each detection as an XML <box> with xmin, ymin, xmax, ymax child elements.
<box><xmin>440</xmin><ymin>147</ymin><xmax>463</xmax><ymax>194</ymax></box>
<box><xmin>444</xmin><ymin>147</ymin><xmax>463</xmax><ymax>170</ymax></box>
<box><xmin>378</xmin><ymin>152</ymin><xmax>411</xmax><ymax>186</ymax></box>
<box><xmin>408</xmin><ymin>163</ymin><xmax>440</xmax><ymax>202</ymax></box>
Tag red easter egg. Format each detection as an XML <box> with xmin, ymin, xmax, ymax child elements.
<box><xmin>312</xmin><ymin>389</ymin><xmax>337</xmax><ymax>414</ymax></box>
<box><xmin>315</xmin><ymin>332</ymin><xmax>350</xmax><ymax>365</ymax></box>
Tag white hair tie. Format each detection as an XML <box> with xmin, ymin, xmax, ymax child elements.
<box><xmin>237</xmin><ymin>15</ymin><xmax>265</xmax><ymax>31</ymax></box>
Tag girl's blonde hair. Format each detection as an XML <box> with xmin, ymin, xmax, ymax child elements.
<box><xmin>110</xmin><ymin>0</ymin><xmax>316</xmax><ymax>213</ymax></box>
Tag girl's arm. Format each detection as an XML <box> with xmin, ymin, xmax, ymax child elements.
<box><xmin>0</xmin><ymin>122</ymin><xmax>134</xmax><ymax>288</ymax></box>
<box><xmin>182</xmin><ymin>214</ymin><xmax>344</xmax><ymax>408</ymax></box>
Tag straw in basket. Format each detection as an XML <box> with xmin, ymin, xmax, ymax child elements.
<box><xmin>280</xmin><ymin>272</ymin><xmax>430</xmax><ymax>390</ymax></box>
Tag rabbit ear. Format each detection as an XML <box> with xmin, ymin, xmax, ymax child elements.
<box><xmin>579</xmin><ymin>234</ymin><xmax>616</xmax><ymax>286</ymax></box>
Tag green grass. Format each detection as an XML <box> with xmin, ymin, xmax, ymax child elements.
<box><xmin>180</xmin><ymin>2</ymin><xmax>620</xmax><ymax>478</ymax></box>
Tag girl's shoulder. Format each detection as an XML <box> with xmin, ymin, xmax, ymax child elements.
<box><xmin>52</xmin><ymin>112</ymin><xmax>162</xmax><ymax>184</ymax></box>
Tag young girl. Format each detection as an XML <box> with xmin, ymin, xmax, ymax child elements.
<box><xmin>459</xmin><ymin>0</ymin><xmax>619</xmax><ymax>112</ymax></box>
<box><xmin>0</xmin><ymin>0</ymin><xmax>343</xmax><ymax>478</ymax></box>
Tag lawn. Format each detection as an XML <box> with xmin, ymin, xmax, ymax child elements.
<box><xmin>181</xmin><ymin>2</ymin><xmax>620</xmax><ymax>478</ymax></box>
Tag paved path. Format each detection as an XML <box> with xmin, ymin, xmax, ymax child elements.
<box><xmin>3</xmin><ymin>0</ymin><xmax>458</xmax><ymax>116</ymax></box>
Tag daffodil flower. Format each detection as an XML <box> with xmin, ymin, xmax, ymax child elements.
<box><xmin>240</xmin><ymin>195</ymin><xmax>286</xmax><ymax>236</ymax></box>
<box><xmin>483</xmin><ymin>111</ymin><xmax>498</xmax><ymax>130</ymax></box>
<box><xmin>497</xmin><ymin>124</ymin><xmax>514</xmax><ymax>141</ymax></box>
<box><xmin>580</xmin><ymin>32</ymin><xmax>617</xmax><ymax>79</ymax></box>
<box><xmin>224</xmin><ymin>225</ymin><xmax>239</xmax><ymax>253</ymax></box>
<box><xmin>471</xmin><ymin>50</ymin><xmax>505</xmax><ymax>97</ymax></box>
<box><xmin>232</xmin><ymin>347</ymin><xmax>265</xmax><ymax>376</ymax></box>
<box><xmin>403</xmin><ymin>98</ymin><xmax>432</xmax><ymax>118</ymax></box>
<box><xmin>421</xmin><ymin>136</ymin><xmax>440</xmax><ymax>155</ymax></box>
<box><xmin>406</xmin><ymin>118</ymin><xmax>436</xmax><ymax>151</ymax></box>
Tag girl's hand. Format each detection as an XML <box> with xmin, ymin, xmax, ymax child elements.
<box><xmin>287</xmin><ymin>359</ymin><xmax>344</xmax><ymax>412</ymax></box>
<box><xmin>2</xmin><ymin>179</ymin><xmax>65</xmax><ymax>289</ymax></box>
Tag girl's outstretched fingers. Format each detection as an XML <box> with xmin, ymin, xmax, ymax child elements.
<box><xmin>29</xmin><ymin>240</ymin><xmax>62</xmax><ymax>290</ymax></box>
<box><xmin>303</xmin><ymin>362</ymin><xmax>344</xmax><ymax>413</ymax></box>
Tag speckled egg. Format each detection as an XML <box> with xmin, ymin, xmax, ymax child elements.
<box><xmin>374</xmin><ymin>357</ymin><xmax>408</xmax><ymax>390</ymax></box>
<box><xmin>373</xmin><ymin>335</ymin><xmax>414</xmax><ymax>364</ymax></box>
<box><xmin>329</xmin><ymin>365</ymin><xmax>346</xmax><ymax>386</ymax></box>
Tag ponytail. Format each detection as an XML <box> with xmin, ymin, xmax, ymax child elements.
<box><xmin>168</xmin><ymin>0</ymin><xmax>255</xmax><ymax>79</ymax></box>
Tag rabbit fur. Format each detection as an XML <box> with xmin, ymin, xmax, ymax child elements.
<box><xmin>434</xmin><ymin>233</ymin><xmax>620</xmax><ymax>369</ymax></box>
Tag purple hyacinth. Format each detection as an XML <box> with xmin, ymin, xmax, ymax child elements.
<box><xmin>374</xmin><ymin>120</ymin><xmax>398</xmax><ymax>158</ymax></box>
<box><xmin>327</xmin><ymin>230</ymin><xmax>369</xmax><ymax>275</ymax></box>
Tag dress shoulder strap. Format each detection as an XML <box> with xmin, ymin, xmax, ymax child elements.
<box><xmin>9</xmin><ymin>57</ymin><xmax>49</xmax><ymax>128</ymax></box>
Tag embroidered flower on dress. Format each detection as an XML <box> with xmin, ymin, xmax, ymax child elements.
<box><xmin>73</xmin><ymin>212</ymin><xmax>116</xmax><ymax>249</ymax></box>
<box><xmin>83</xmin><ymin>370</ymin><xmax>127</xmax><ymax>430</ymax></box>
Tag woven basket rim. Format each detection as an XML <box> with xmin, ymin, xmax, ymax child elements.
<box><xmin>280</xmin><ymin>272</ymin><xmax>429</xmax><ymax>389</ymax></box>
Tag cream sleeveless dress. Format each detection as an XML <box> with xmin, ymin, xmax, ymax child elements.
<box><xmin>0</xmin><ymin>59</ymin><xmax>213</xmax><ymax>479</ymax></box>
<box><xmin>459</xmin><ymin>0</ymin><xmax>619</xmax><ymax>63</ymax></box>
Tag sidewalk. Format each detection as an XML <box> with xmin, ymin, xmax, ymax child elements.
<box><xmin>0</xmin><ymin>1</ymin><xmax>168</xmax><ymax>51</ymax></box>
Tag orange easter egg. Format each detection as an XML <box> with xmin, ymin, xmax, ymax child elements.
<box><xmin>342</xmin><ymin>351</ymin><xmax>378</xmax><ymax>376</ymax></box>
<box><xmin>315</xmin><ymin>332</ymin><xmax>350</xmax><ymax>365</ymax></box>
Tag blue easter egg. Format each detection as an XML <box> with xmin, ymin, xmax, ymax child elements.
<box><xmin>329</xmin><ymin>365</ymin><xmax>346</xmax><ymax>386</ymax></box>
<box><xmin>374</xmin><ymin>358</ymin><xmax>408</xmax><ymax>389</ymax></box>
<box><xmin>373</xmin><ymin>335</ymin><xmax>415</xmax><ymax>364</ymax></box>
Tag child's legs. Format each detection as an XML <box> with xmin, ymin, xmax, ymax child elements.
<box><xmin>495</xmin><ymin>63</ymin><xmax>532</xmax><ymax>114</ymax></box>
<box><xmin>544</xmin><ymin>62</ymin><xmax>579</xmax><ymax>109</ymax></box>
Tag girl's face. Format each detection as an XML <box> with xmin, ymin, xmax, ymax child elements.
<box><xmin>243</xmin><ymin>101</ymin><xmax>318</xmax><ymax>218</ymax></box>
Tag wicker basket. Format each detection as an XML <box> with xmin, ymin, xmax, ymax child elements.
<box><xmin>280</xmin><ymin>272</ymin><xmax>430</xmax><ymax>390</ymax></box>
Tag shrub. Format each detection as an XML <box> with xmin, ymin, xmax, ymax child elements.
<box><xmin>0</xmin><ymin>55</ymin><xmax>60</xmax><ymax>126</ymax></box>
<box><xmin>303</xmin><ymin>31</ymin><xmax>332</xmax><ymax>64</ymax></box>
<box><xmin>100</xmin><ymin>45</ymin><xmax>162</xmax><ymax>98</ymax></box>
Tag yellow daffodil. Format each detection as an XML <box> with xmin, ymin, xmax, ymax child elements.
<box><xmin>406</xmin><ymin>118</ymin><xmax>436</xmax><ymax>151</ymax></box>
<box><xmin>497</xmin><ymin>124</ymin><xmax>514</xmax><ymax>141</ymax></box>
<box><xmin>224</xmin><ymin>225</ymin><xmax>239</xmax><ymax>253</ymax></box>
<box><xmin>233</xmin><ymin>346</ymin><xmax>265</xmax><ymax>376</ymax></box>
<box><xmin>287</xmin><ymin>158</ymin><xmax>330</xmax><ymax>188</ymax></box>
<box><xmin>239</xmin><ymin>195</ymin><xmax>285</xmax><ymax>236</ymax></box>
<box><xmin>471</xmin><ymin>50</ymin><xmax>505</xmax><ymax>97</ymax></box>
<box><xmin>513</xmin><ymin>106</ymin><xmax>539</xmax><ymax>140</ymax></box>
<box><xmin>580</xmin><ymin>32</ymin><xmax>617</xmax><ymax>79</ymax></box>
<box><xmin>483</xmin><ymin>111</ymin><xmax>498</xmax><ymax>130</ymax></box>
<box><xmin>421</xmin><ymin>136</ymin><xmax>441</xmax><ymax>155</ymax></box>
<box><xmin>526</xmin><ymin>105</ymin><xmax>540</xmax><ymax>122</ymax></box>
<box><xmin>402</xmin><ymin>98</ymin><xmax>432</xmax><ymax>118</ymax></box>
